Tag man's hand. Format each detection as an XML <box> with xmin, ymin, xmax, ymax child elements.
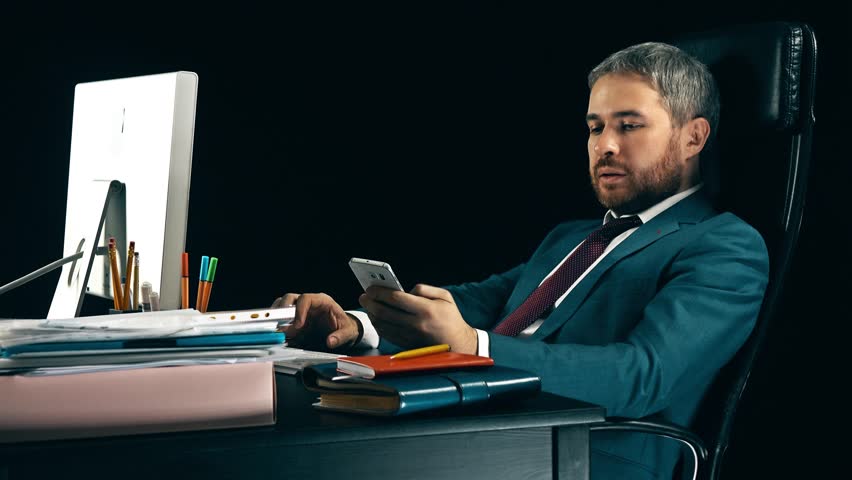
<box><xmin>358</xmin><ymin>284</ymin><xmax>478</xmax><ymax>355</ymax></box>
<box><xmin>272</xmin><ymin>293</ymin><xmax>360</xmax><ymax>350</ymax></box>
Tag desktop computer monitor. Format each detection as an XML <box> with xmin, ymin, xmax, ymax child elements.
<box><xmin>47</xmin><ymin>71</ymin><xmax>198</xmax><ymax>318</ymax></box>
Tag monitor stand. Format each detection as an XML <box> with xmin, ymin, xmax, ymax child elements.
<box><xmin>47</xmin><ymin>180</ymin><xmax>125</xmax><ymax>319</ymax></box>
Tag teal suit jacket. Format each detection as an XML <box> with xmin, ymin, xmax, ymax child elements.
<box><xmin>444</xmin><ymin>192</ymin><xmax>769</xmax><ymax>479</ymax></box>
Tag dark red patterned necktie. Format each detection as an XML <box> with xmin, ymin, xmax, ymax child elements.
<box><xmin>493</xmin><ymin>215</ymin><xmax>643</xmax><ymax>337</ymax></box>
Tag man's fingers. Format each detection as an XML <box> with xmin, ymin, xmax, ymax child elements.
<box><xmin>409</xmin><ymin>284</ymin><xmax>453</xmax><ymax>302</ymax></box>
<box><xmin>283</xmin><ymin>293</ymin><xmax>301</xmax><ymax>305</ymax></box>
<box><xmin>326</xmin><ymin>323</ymin><xmax>359</xmax><ymax>349</ymax></box>
<box><xmin>364</xmin><ymin>286</ymin><xmax>433</xmax><ymax>314</ymax></box>
<box><xmin>272</xmin><ymin>293</ymin><xmax>301</xmax><ymax>308</ymax></box>
<box><xmin>282</xmin><ymin>323</ymin><xmax>307</xmax><ymax>347</ymax></box>
<box><xmin>293</xmin><ymin>293</ymin><xmax>326</xmax><ymax>329</ymax></box>
<box><xmin>359</xmin><ymin>294</ymin><xmax>414</xmax><ymax>326</ymax></box>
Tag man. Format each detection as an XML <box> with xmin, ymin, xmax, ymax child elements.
<box><xmin>275</xmin><ymin>42</ymin><xmax>768</xmax><ymax>479</ymax></box>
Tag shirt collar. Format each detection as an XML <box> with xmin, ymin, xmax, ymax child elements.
<box><xmin>604</xmin><ymin>183</ymin><xmax>704</xmax><ymax>225</ymax></box>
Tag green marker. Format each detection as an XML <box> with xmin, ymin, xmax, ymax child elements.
<box><xmin>202</xmin><ymin>257</ymin><xmax>218</xmax><ymax>312</ymax></box>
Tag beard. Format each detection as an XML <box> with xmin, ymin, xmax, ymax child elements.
<box><xmin>590</xmin><ymin>135</ymin><xmax>684</xmax><ymax>214</ymax></box>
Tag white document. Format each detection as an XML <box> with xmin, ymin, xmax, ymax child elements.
<box><xmin>0</xmin><ymin>347</ymin><xmax>274</xmax><ymax>372</ymax></box>
<box><xmin>265</xmin><ymin>345</ymin><xmax>342</xmax><ymax>375</ymax></box>
<box><xmin>16</xmin><ymin>358</ymin><xmax>263</xmax><ymax>377</ymax></box>
<box><xmin>0</xmin><ymin>307</ymin><xmax>294</xmax><ymax>348</ymax></box>
<box><xmin>39</xmin><ymin>306</ymin><xmax>295</xmax><ymax>330</ymax></box>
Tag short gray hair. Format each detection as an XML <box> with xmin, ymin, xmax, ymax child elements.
<box><xmin>588</xmin><ymin>42</ymin><xmax>720</xmax><ymax>143</ymax></box>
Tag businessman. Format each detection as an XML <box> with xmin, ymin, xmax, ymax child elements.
<box><xmin>275</xmin><ymin>42</ymin><xmax>769</xmax><ymax>479</ymax></box>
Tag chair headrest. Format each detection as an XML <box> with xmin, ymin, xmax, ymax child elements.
<box><xmin>673</xmin><ymin>22</ymin><xmax>814</xmax><ymax>134</ymax></box>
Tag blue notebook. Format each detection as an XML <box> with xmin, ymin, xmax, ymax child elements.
<box><xmin>299</xmin><ymin>362</ymin><xmax>541</xmax><ymax>416</ymax></box>
<box><xmin>2</xmin><ymin>332</ymin><xmax>285</xmax><ymax>358</ymax></box>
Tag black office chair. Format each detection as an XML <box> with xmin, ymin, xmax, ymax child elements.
<box><xmin>589</xmin><ymin>22</ymin><xmax>817</xmax><ymax>480</ymax></box>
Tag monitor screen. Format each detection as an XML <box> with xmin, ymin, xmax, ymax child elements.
<box><xmin>48</xmin><ymin>71</ymin><xmax>198</xmax><ymax>318</ymax></box>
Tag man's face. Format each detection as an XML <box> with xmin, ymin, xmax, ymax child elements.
<box><xmin>586</xmin><ymin>73</ymin><xmax>687</xmax><ymax>214</ymax></box>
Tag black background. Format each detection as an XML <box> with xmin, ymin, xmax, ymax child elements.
<box><xmin>1</xmin><ymin>2</ymin><xmax>846</xmax><ymax>477</ymax></box>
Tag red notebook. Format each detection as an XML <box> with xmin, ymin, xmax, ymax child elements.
<box><xmin>336</xmin><ymin>352</ymin><xmax>494</xmax><ymax>379</ymax></box>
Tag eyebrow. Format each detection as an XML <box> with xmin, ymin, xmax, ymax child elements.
<box><xmin>585</xmin><ymin>110</ymin><xmax>648</xmax><ymax>122</ymax></box>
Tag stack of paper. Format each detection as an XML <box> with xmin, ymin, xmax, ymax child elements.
<box><xmin>0</xmin><ymin>307</ymin><xmax>299</xmax><ymax>442</ymax></box>
<box><xmin>0</xmin><ymin>307</ymin><xmax>295</xmax><ymax>375</ymax></box>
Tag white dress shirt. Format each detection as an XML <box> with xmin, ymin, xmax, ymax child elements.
<box><xmin>350</xmin><ymin>184</ymin><xmax>703</xmax><ymax>355</ymax></box>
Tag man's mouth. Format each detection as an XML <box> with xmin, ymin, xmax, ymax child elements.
<box><xmin>596</xmin><ymin>167</ymin><xmax>628</xmax><ymax>185</ymax></box>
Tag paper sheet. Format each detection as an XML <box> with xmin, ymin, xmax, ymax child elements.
<box><xmin>264</xmin><ymin>345</ymin><xmax>341</xmax><ymax>375</ymax></box>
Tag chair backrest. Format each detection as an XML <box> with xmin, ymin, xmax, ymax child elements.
<box><xmin>671</xmin><ymin>22</ymin><xmax>817</xmax><ymax>479</ymax></box>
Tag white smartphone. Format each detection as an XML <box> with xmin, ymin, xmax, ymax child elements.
<box><xmin>348</xmin><ymin>258</ymin><xmax>404</xmax><ymax>292</ymax></box>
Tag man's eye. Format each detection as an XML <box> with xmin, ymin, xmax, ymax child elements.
<box><xmin>622</xmin><ymin>123</ymin><xmax>641</xmax><ymax>131</ymax></box>
<box><xmin>589</xmin><ymin>126</ymin><xmax>603</xmax><ymax>135</ymax></box>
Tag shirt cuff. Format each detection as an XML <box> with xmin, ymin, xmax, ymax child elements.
<box><xmin>346</xmin><ymin>310</ymin><xmax>380</xmax><ymax>348</ymax></box>
<box><xmin>475</xmin><ymin>329</ymin><xmax>490</xmax><ymax>357</ymax></box>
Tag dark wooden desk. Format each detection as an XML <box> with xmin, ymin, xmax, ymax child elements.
<box><xmin>0</xmin><ymin>372</ymin><xmax>604</xmax><ymax>480</ymax></box>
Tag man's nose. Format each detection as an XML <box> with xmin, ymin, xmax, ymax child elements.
<box><xmin>593</xmin><ymin>127</ymin><xmax>620</xmax><ymax>156</ymax></box>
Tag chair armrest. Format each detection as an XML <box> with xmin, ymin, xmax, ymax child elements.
<box><xmin>590</xmin><ymin>416</ymin><xmax>708</xmax><ymax>480</ymax></box>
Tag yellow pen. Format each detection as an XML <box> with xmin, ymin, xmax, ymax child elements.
<box><xmin>132</xmin><ymin>252</ymin><xmax>140</xmax><ymax>311</ymax></box>
<box><xmin>390</xmin><ymin>344</ymin><xmax>451</xmax><ymax>360</ymax></box>
<box><xmin>122</xmin><ymin>241</ymin><xmax>135</xmax><ymax>310</ymax></box>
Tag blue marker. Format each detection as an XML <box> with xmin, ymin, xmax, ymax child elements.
<box><xmin>196</xmin><ymin>255</ymin><xmax>209</xmax><ymax>311</ymax></box>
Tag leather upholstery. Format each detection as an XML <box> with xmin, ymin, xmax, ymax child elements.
<box><xmin>668</xmin><ymin>22</ymin><xmax>817</xmax><ymax>479</ymax></box>
<box><xmin>676</xmin><ymin>22</ymin><xmax>814</xmax><ymax>132</ymax></box>
<box><xmin>673</xmin><ymin>23</ymin><xmax>816</xmax><ymax>244</ymax></box>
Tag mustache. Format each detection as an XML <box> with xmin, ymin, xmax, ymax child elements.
<box><xmin>593</xmin><ymin>156</ymin><xmax>630</xmax><ymax>175</ymax></box>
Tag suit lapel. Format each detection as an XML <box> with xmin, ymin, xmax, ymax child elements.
<box><xmin>529</xmin><ymin>192</ymin><xmax>715</xmax><ymax>341</ymax></box>
<box><xmin>509</xmin><ymin>228</ymin><xmax>593</xmax><ymax>310</ymax></box>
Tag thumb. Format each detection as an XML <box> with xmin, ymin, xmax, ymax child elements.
<box><xmin>327</xmin><ymin>325</ymin><xmax>358</xmax><ymax>349</ymax></box>
<box><xmin>410</xmin><ymin>284</ymin><xmax>454</xmax><ymax>302</ymax></box>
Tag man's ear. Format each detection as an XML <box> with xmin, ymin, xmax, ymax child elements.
<box><xmin>684</xmin><ymin>117</ymin><xmax>711</xmax><ymax>157</ymax></box>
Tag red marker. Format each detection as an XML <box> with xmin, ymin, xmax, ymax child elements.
<box><xmin>181</xmin><ymin>252</ymin><xmax>189</xmax><ymax>309</ymax></box>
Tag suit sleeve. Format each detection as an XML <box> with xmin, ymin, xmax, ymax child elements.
<box><xmin>444</xmin><ymin>265</ymin><xmax>523</xmax><ymax>330</ymax></box>
<box><xmin>488</xmin><ymin>219</ymin><xmax>769</xmax><ymax>418</ymax></box>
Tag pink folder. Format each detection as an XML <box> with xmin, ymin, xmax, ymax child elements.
<box><xmin>0</xmin><ymin>361</ymin><xmax>276</xmax><ymax>443</ymax></box>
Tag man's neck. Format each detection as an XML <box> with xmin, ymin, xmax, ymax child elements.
<box><xmin>607</xmin><ymin>184</ymin><xmax>703</xmax><ymax>224</ymax></box>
